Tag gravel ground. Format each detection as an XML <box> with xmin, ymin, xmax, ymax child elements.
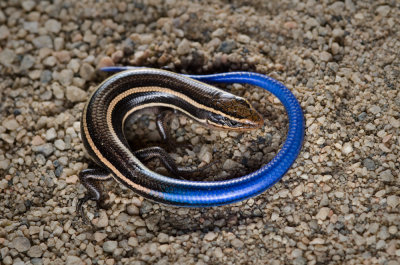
<box><xmin>0</xmin><ymin>0</ymin><xmax>399</xmax><ymax>264</ymax></box>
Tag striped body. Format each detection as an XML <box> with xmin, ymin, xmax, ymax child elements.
<box><xmin>81</xmin><ymin>68</ymin><xmax>263</xmax><ymax>206</ymax></box>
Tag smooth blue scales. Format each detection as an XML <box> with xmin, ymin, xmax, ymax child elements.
<box><xmin>101</xmin><ymin>67</ymin><xmax>305</xmax><ymax>207</ymax></box>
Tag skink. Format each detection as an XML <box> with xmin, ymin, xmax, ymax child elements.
<box><xmin>77</xmin><ymin>68</ymin><xmax>304</xmax><ymax>221</ymax></box>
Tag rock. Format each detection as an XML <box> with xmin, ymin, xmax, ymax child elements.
<box><xmin>127</xmin><ymin>204</ymin><xmax>139</xmax><ymax>215</ymax></box>
<box><xmin>54</xmin><ymin>139</ymin><xmax>66</xmax><ymax>150</ymax></box>
<box><xmin>177</xmin><ymin>39</ymin><xmax>191</xmax><ymax>55</ymax></box>
<box><xmin>96</xmin><ymin>211</ymin><xmax>109</xmax><ymax>228</ymax></box>
<box><xmin>387</xmin><ymin>195</ymin><xmax>399</xmax><ymax>208</ymax></box>
<box><xmin>223</xmin><ymin>159</ymin><xmax>239</xmax><ymax>170</ymax></box>
<box><xmin>103</xmin><ymin>241</ymin><xmax>118</xmax><ymax>253</ymax></box>
<box><xmin>214</xmin><ymin>247</ymin><xmax>224</xmax><ymax>258</ymax></box>
<box><xmin>23</xmin><ymin>21</ymin><xmax>38</xmax><ymax>33</ymax></box>
<box><xmin>198</xmin><ymin>145</ymin><xmax>212</xmax><ymax>163</ymax></box>
<box><xmin>66</xmin><ymin>256</ymin><xmax>84</xmax><ymax>265</ymax></box>
<box><xmin>32</xmin><ymin>136</ymin><xmax>45</xmax><ymax>146</ymax></box>
<box><xmin>12</xmin><ymin>237</ymin><xmax>31</xmax><ymax>252</ymax></box>
<box><xmin>51</xmin><ymin>83</ymin><xmax>64</xmax><ymax>99</ymax></box>
<box><xmin>369</xmin><ymin>105</ymin><xmax>381</xmax><ymax>114</ymax></box>
<box><xmin>66</xmin><ymin>175</ymin><xmax>78</xmax><ymax>184</ymax></box>
<box><xmin>58</xmin><ymin>69</ymin><xmax>74</xmax><ymax>85</ymax></box>
<box><xmin>22</xmin><ymin>0</ymin><xmax>35</xmax><ymax>11</ymax></box>
<box><xmin>111</xmin><ymin>50</ymin><xmax>123</xmax><ymax>63</ymax></box>
<box><xmin>54</xmin><ymin>37</ymin><xmax>64</xmax><ymax>51</ymax></box>
<box><xmin>310</xmin><ymin>238</ymin><xmax>325</xmax><ymax>244</ymax></box>
<box><xmin>379</xmin><ymin>170</ymin><xmax>394</xmax><ymax>182</ymax></box>
<box><xmin>389</xmin><ymin>117</ymin><xmax>400</xmax><ymax>128</ymax></box>
<box><xmin>0</xmin><ymin>25</ymin><xmax>10</xmax><ymax>40</ymax></box>
<box><xmin>54</xmin><ymin>51</ymin><xmax>71</xmax><ymax>63</ymax></box>
<box><xmin>320</xmin><ymin>51</ymin><xmax>332</xmax><ymax>62</ymax></box>
<box><xmin>342</xmin><ymin>142</ymin><xmax>353</xmax><ymax>155</ymax></box>
<box><xmin>365</xmin><ymin>123</ymin><xmax>376</xmax><ymax>131</ymax></box>
<box><xmin>0</xmin><ymin>158</ymin><xmax>10</xmax><ymax>170</ymax></box>
<box><xmin>122</xmin><ymin>38</ymin><xmax>135</xmax><ymax>55</ymax></box>
<box><xmin>98</xmin><ymin>56</ymin><xmax>114</xmax><ymax>68</ymax></box>
<box><xmin>27</xmin><ymin>245</ymin><xmax>42</xmax><ymax>258</ymax></box>
<box><xmin>363</xmin><ymin>158</ymin><xmax>376</xmax><ymax>170</ymax></box>
<box><xmin>204</xmin><ymin>232</ymin><xmax>217</xmax><ymax>241</ymax></box>
<box><xmin>331</xmin><ymin>42</ymin><xmax>340</xmax><ymax>55</ymax></box>
<box><xmin>45</xmin><ymin>19</ymin><xmax>61</xmax><ymax>33</ymax></box>
<box><xmin>376</xmin><ymin>5</ymin><xmax>390</xmax><ymax>17</ymax></box>
<box><xmin>79</xmin><ymin>63</ymin><xmax>95</xmax><ymax>81</ymax></box>
<box><xmin>43</xmin><ymin>56</ymin><xmax>57</xmax><ymax>67</ymax></box>
<box><xmin>316</xmin><ymin>207</ymin><xmax>330</xmax><ymax>220</ymax></box>
<box><xmin>20</xmin><ymin>55</ymin><xmax>36</xmax><ymax>70</ymax></box>
<box><xmin>0</xmin><ymin>49</ymin><xmax>16</xmax><ymax>66</ymax></box>
<box><xmin>292</xmin><ymin>183</ymin><xmax>304</xmax><ymax>197</ymax></box>
<box><xmin>66</xmin><ymin>86</ymin><xmax>88</xmax><ymax>102</ymax></box>
<box><xmin>32</xmin><ymin>36</ymin><xmax>53</xmax><ymax>49</ymax></box>
<box><xmin>128</xmin><ymin>237</ymin><xmax>138</xmax><ymax>247</ymax></box>
<box><xmin>332</xmin><ymin>28</ymin><xmax>344</xmax><ymax>38</ymax></box>
<box><xmin>231</xmin><ymin>238</ymin><xmax>244</xmax><ymax>249</ymax></box>
<box><xmin>237</xmin><ymin>34</ymin><xmax>250</xmax><ymax>43</ymax></box>
<box><xmin>157</xmin><ymin>233</ymin><xmax>169</xmax><ymax>243</ymax></box>
<box><xmin>3</xmin><ymin>119</ymin><xmax>19</xmax><ymax>130</ymax></box>
<box><xmin>41</xmin><ymin>70</ymin><xmax>53</xmax><ymax>83</ymax></box>
<box><xmin>218</xmin><ymin>40</ymin><xmax>236</xmax><ymax>53</ymax></box>
<box><xmin>211</xmin><ymin>28</ymin><xmax>225</xmax><ymax>38</ymax></box>
<box><xmin>45</xmin><ymin>128</ymin><xmax>57</xmax><ymax>141</ymax></box>
<box><xmin>93</xmin><ymin>232</ymin><xmax>107</xmax><ymax>242</ymax></box>
<box><xmin>32</xmin><ymin>143</ymin><xmax>54</xmax><ymax>157</ymax></box>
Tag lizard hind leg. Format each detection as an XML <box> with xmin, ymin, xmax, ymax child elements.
<box><xmin>76</xmin><ymin>169</ymin><xmax>113</xmax><ymax>223</ymax></box>
<box><xmin>134</xmin><ymin>146</ymin><xmax>215</xmax><ymax>179</ymax></box>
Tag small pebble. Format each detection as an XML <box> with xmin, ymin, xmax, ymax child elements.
<box><xmin>66</xmin><ymin>86</ymin><xmax>88</xmax><ymax>102</ymax></box>
<box><xmin>12</xmin><ymin>237</ymin><xmax>31</xmax><ymax>252</ymax></box>
<box><xmin>103</xmin><ymin>241</ymin><xmax>118</xmax><ymax>253</ymax></box>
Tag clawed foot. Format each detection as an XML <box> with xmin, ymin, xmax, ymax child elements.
<box><xmin>77</xmin><ymin>193</ymin><xmax>110</xmax><ymax>224</ymax></box>
<box><xmin>76</xmin><ymin>169</ymin><xmax>113</xmax><ymax>224</ymax></box>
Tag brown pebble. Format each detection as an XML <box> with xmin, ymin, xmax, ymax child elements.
<box><xmin>111</xmin><ymin>51</ymin><xmax>123</xmax><ymax>63</ymax></box>
<box><xmin>32</xmin><ymin>135</ymin><xmax>45</xmax><ymax>146</ymax></box>
<box><xmin>98</xmin><ymin>56</ymin><xmax>114</xmax><ymax>69</ymax></box>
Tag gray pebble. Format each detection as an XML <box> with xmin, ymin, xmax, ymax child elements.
<box><xmin>51</xmin><ymin>83</ymin><xmax>64</xmax><ymax>99</ymax></box>
<box><xmin>40</xmin><ymin>70</ymin><xmax>52</xmax><ymax>83</ymax></box>
<box><xmin>357</xmin><ymin>112</ymin><xmax>367</xmax><ymax>121</ymax></box>
<box><xmin>103</xmin><ymin>241</ymin><xmax>118</xmax><ymax>253</ymax></box>
<box><xmin>23</xmin><ymin>21</ymin><xmax>38</xmax><ymax>33</ymax></box>
<box><xmin>66</xmin><ymin>256</ymin><xmax>84</xmax><ymax>265</ymax></box>
<box><xmin>12</xmin><ymin>236</ymin><xmax>31</xmax><ymax>252</ymax></box>
<box><xmin>31</xmin><ymin>258</ymin><xmax>43</xmax><ymax>265</ymax></box>
<box><xmin>0</xmin><ymin>25</ymin><xmax>10</xmax><ymax>40</ymax></box>
<box><xmin>0</xmin><ymin>49</ymin><xmax>16</xmax><ymax>66</ymax></box>
<box><xmin>32</xmin><ymin>36</ymin><xmax>53</xmax><ymax>49</ymax></box>
<box><xmin>362</xmin><ymin>158</ymin><xmax>376</xmax><ymax>170</ymax></box>
<box><xmin>45</xmin><ymin>128</ymin><xmax>57</xmax><ymax>141</ymax></box>
<box><xmin>127</xmin><ymin>204</ymin><xmax>139</xmax><ymax>215</ymax></box>
<box><xmin>54</xmin><ymin>139</ymin><xmax>66</xmax><ymax>150</ymax></box>
<box><xmin>66</xmin><ymin>86</ymin><xmax>87</xmax><ymax>102</ymax></box>
<box><xmin>231</xmin><ymin>238</ymin><xmax>244</xmax><ymax>249</ymax></box>
<box><xmin>218</xmin><ymin>40</ymin><xmax>236</xmax><ymax>53</ymax></box>
<box><xmin>32</xmin><ymin>143</ymin><xmax>54</xmax><ymax>157</ymax></box>
<box><xmin>320</xmin><ymin>51</ymin><xmax>332</xmax><ymax>62</ymax></box>
<box><xmin>45</xmin><ymin>19</ymin><xmax>61</xmax><ymax>33</ymax></box>
<box><xmin>79</xmin><ymin>63</ymin><xmax>95</xmax><ymax>81</ymax></box>
<box><xmin>177</xmin><ymin>39</ymin><xmax>191</xmax><ymax>55</ymax></box>
<box><xmin>387</xmin><ymin>195</ymin><xmax>399</xmax><ymax>208</ymax></box>
<box><xmin>27</xmin><ymin>245</ymin><xmax>42</xmax><ymax>258</ymax></box>
<box><xmin>22</xmin><ymin>0</ymin><xmax>35</xmax><ymax>11</ymax></box>
<box><xmin>157</xmin><ymin>233</ymin><xmax>169</xmax><ymax>243</ymax></box>
<box><xmin>3</xmin><ymin>119</ymin><xmax>19</xmax><ymax>131</ymax></box>
<box><xmin>55</xmin><ymin>69</ymin><xmax>73</xmax><ymax>86</ymax></box>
